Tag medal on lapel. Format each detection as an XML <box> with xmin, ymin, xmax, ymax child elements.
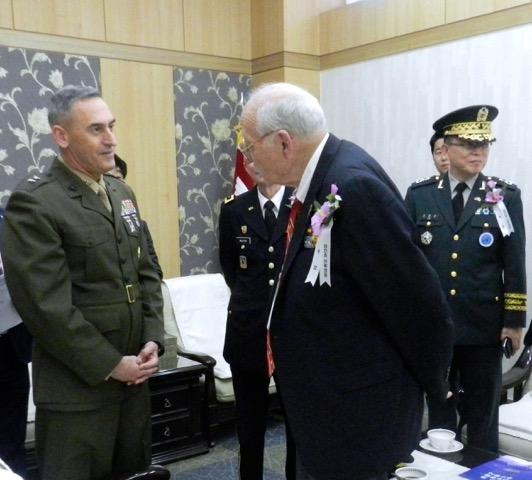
<box><xmin>304</xmin><ymin>227</ymin><xmax>317</xmax><ymax>249</ymax></box>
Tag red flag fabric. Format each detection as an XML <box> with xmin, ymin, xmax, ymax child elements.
<box><xmin>233</xmin><ymin>124</ymin><xmax>255</xmax><ymax>195</ymax></box>
<box><xmin>233</xmin><ymin>148</ymin><xmax>255</xmax><ymax>195</ymax></box>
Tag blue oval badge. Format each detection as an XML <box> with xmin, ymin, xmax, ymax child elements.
<box><xmin>479</xmin><ymin>232</ymin><xmax>494</xmax><ymax>248</ymax></box>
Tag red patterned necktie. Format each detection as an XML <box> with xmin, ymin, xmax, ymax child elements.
<box><xmin>285</xmin><ymin>199</ymin><xmax>303</xmax><ymax>254</ymax></box>
<box><xmin>266</xmin><ymin>199</ymin><xmax>303</xmax><ymax>377</ymax></box>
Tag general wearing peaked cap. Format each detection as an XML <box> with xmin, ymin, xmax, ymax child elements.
<box><xmin>433</xmin><ymin>105</ymin><xmax>498</xmax><ymax>142</ymax></box>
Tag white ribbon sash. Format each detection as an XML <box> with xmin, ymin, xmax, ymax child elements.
<box><xmin>493</xmin><ymin>201</ymin><xmax>514</xmax><ymax>237</ymax></box>
<box><xmin>305</xmin><ymin>220</ymin><xmax>333</xmax><ymax>286</ymax></box>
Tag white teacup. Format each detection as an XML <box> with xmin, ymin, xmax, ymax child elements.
<box><xmin>395</xmin><ymin>467</ymin><xmax>429</xmax><ymax>479</ymax></box>
<box><xmin>427</xmin><ymin>428</ymin><xmax>456</xmax><ymax>450</ymax></box>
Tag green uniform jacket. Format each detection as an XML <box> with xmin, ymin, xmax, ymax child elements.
<box><xmin>1</xmin><ymin>158</ymin><xmax>164</xmax><ymax>410</ymax></box>
<box><xmin>405</xmin><ymin>173</ymin><xmax>526</xmax><ymax>345</ymax></box>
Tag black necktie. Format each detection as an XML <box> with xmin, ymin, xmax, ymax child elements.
<box><xmin>452</xmin><ymin>182</ymin><xmax>467</xmax><ymax>223</ymax></box>
<box><xmin>264</xmin><ymin>200</ymin><xmax>276</xmax><ymax>238</ymax></box>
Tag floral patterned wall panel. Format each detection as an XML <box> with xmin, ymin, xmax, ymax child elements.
<box><xmin>175</xmin><ymin>68</ymin><xmax>251</xmax><ymax>275</ymax></box>
<box><xmin>0</xmin><ymin>46</ymin><xmax>100</xmax><ymax>206</ymax></box>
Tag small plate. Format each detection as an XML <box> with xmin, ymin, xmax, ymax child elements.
<box><xmin>419</xmin><ymin>437</ymin><xmax>464</xmax><ymax>453</ymax></box>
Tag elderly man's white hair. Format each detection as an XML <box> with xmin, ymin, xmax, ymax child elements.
<box><xmin>244</xmin><ymin>83</ymin><xmax>327</xmax><ymax>139</ymax></box>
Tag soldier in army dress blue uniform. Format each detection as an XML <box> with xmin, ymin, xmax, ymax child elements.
<box><xmin>405</xmin><ymin>105</ymin><xmax>526</xmax><ymax>452</ymax></box>
<box><xmin>219</xmin><ymin>158</ymin><xmax>295</xmax><ymax>480</ymax></box>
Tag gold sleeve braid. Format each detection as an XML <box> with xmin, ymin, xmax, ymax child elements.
<box><xmin>504</xmin><ymin>292</ymin><xmax>527</xmax><ymax>312</ymax></box>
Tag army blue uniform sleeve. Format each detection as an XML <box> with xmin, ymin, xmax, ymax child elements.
<box><xmin>500</xmin><ymin>185</ymin><xmax>527</xmax><ymax>328</ymax></box>
<box><xmin>219</xmin><ymin>195</ymin><xmax>238</xmax><ymax>290</ymax></box>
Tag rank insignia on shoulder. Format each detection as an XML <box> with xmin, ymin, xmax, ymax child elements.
<box><xmin>410</xmin><ymin>175</ymin><xmax>439</xmax><ymax>188</ymax></box>
<box><xmin>223</xmin><ymin>194</ymin><xmax>235</xmax><ymax>204</ymax></box>
<box><xmin>27</xmin><ymin>175</ymin><xmax>41</xmax><ymax>183</ymax></box>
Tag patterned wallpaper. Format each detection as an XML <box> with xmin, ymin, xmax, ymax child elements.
<box><xmin>174</xmin><ymin>68</ymin><xmax>251</xmax><ymax>275</ymax></box>
<box><xmin>0</xmin><ymin>47</ymin><xmax>100</xmax><ymax>205</ymax></box>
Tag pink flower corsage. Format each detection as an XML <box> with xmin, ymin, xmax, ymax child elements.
<box><xmin>310</xmin><ymin>184</ymin><xmax>342</xmax><ymax>239</ymax></box>
<box><xmin>484</xmin><ymin>180</ymin><xmax>504</xmax><ymax>204</ymax></box>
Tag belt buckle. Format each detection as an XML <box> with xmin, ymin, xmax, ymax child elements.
<box><xmin>125</xmin><ymin>284</ymin><xmax>136</xmax><ymax>303</ymax></box>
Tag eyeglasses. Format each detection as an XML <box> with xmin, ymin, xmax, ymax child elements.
<box><xmin>240</xmin><ymin>131</ymin><xmax>277</xmax><ymax>162</ymax></box>
<box><xmin>446</xmin><ymin>139</ymin><xmax>493</xmax><ymax>152</ymax></box>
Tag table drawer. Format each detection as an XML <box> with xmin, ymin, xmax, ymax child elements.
<box><xmin>152</xmin><ymin>415</ymin><xmax>190</xmax><ymax>443</ymax></box>
<box><xmin>152</xmin><ymin>388</ymin><xmax>189</xmax><ymax>415</ymax></box>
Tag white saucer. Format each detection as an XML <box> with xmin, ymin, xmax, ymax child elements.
<box><xmin>419</xmin><ymin>437</ymin><xmax>464</xmax><ymax>453</ymax></box>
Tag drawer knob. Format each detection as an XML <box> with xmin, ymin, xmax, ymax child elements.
<box><xmin>164</xmin><ymin>398</ymin><xmax>173</xmax><ymax>409</ymax></box>
<box><xmin>163</xmin><ymin>426</ymin><xmax>172</xmax><ymax>437</ymax></box>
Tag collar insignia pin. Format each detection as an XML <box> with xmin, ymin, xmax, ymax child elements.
<box><xmin>421</xmin><ymin>231</ymin><xmax>433</xmax><ymax>246</ymax></box>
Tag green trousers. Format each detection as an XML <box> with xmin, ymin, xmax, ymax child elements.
<box><xmin>35</xmin><ymin>386</ymin><xmax>151</xmax><ymax>480</ymax></box>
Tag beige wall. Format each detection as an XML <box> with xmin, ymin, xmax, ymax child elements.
<box><xmin>105</xmin><ymin>0</ymin><xmax>184</xmax><ymax>51</ymax></box>
<box><xmin>0</xmin><ymin>0</ymin><xmax>13</xmax><ymax>28</ymax></box>
<box><xmin>100</xmin><ymin>59</ymin><xmax>180</xmax><ymax>278</ymax></box>
<box><xmin>320</xmin><ymin>0</ymin><xmax>532</xmax><ymax>68</ymax></box>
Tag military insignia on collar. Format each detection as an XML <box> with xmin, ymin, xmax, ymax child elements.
<box><xmin>420</xmin><ymin>231</ymin><xmax>433</xmax><ymax>245</ymax></box>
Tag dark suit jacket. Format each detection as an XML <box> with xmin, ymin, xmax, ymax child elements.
<box><xmin>1</xmin><ymin>158</ymin><xmax>164</xmax><ymax>410</ymax></box>
<box><xmin>405</xmin><ymin>173</ymin><xmax>526</xmax><ymax>345</ymax></box>
<box><xmin>270</xmin><ymin>135</ymin><xmax>454</xmax><ymax>479</ymax></box>
<box><xmin>219</xmin><ymin>186</ymin><xmax>293</xmax><ymax>373</ymax></box>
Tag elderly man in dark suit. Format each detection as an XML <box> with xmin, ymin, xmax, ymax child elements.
<box><xmin>219</xmin><ymin>158</ymin><xmax>294</xmax><ymax>480</ymax></box>
<box><xmin>239</xmin><ymin>82</ymin><xmax>454</xmax><ymax>480</ymax></box>
<box><xmin>405</xmin><ymin>105</ymin><xmax>527</xmax><ymax>452</ymax></box>
<box><xmin>1</xmin><ymin>85</ymin><xmax>164</xmax><ymax>480</ymax></box>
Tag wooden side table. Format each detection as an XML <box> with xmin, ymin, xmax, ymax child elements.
<box><xmin>150</xmin><ymin>356</ymin><xmax>210</xmax><ymax>464</ymax></box>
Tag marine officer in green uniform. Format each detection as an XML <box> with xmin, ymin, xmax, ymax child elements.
<box><xmin>405</xmin><ymin>105</ymin><xmax>526</xmax><ymax>452</ymax></box>
<box><xmin>1</xmin><ymin>85</ymin><xmax>164</xmax><ymax>480</ymax></box>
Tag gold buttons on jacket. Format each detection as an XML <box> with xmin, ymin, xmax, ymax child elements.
<box><xmin>268</xmin><ymin>246</ymin><xmax>274</xmax><ymax>253</ymax></box>
<box><xmin>483</xmin><ymin>223</ymin><xmax>489</xmax><ymax>228</ymax></box>
<box><xmin>451</xmin><ymin>271</ymin><xmax>457</xmax><ymax>278</ymax></box>
<box><xmin>451</xmin><ymin>252</ymin><xmax>458</xmax><ymax>260</ymax></box>
<box><xmin>268</xmin><ymin>279</ymin><xmax>275</xmax><ymax>286</ymax></box>
<box><xmin>268</xmin><ymin>262</ymin><xmax>275</xmax><ymax>269</ymax></box>
<box><xmin>453</xmin><ymin>234</ymin><xmax>459</xmax><ymax>241</ymax></box>
<box><xmin>450</xmin><ymin>289</ymin><xmax>457</xmax><ymax>296</ymax></box>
